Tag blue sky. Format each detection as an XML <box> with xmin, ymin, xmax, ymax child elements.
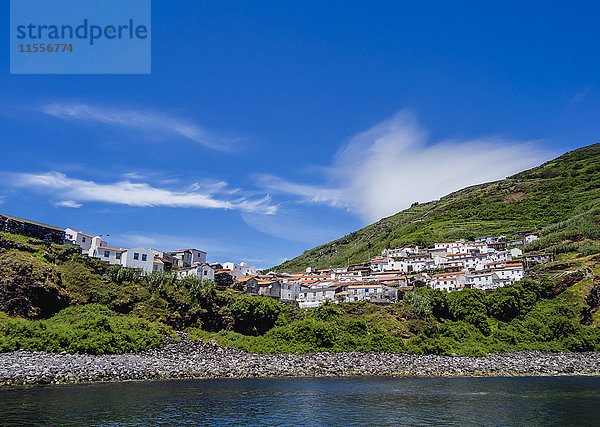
<box><xmin>1</xmin><ymin>1</ymin><xmax>599</xmax><ymax>268</ymax></box>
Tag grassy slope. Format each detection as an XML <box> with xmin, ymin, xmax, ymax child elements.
<box><xmin>272</xmin><ymin>143</ymin><xmax>600</xmax><ymax>272</ymax></box>
<box><xmin>1</xmin><ymin>227</ymin><xmax>600</xmax><ymax>355</ymax></box>
<box><xmin>0</xmin><ymin>232</ymin><xmax>232</xmax><ymax>353</ymax></box>
<box><xmin>2</xmin><ymin>144</ymin><xmax>600</xmax><ymax>355</ymax></box>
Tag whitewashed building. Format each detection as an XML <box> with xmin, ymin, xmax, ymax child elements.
<box><xmin>510</xmin><ymin>248</ymin><xmax>523</xmax><ymax>258</ymax></box>
<box><xmin>492</xmin><ymin>262</ymin><xmax>524</xmax><ymax>283</ymax></box>
<box><xmin>297</xmin><ymin>287</ymin><xmax>338</xmax><ymax>308</ymax></box>
<box><xmin>432</xmin><ymin>272</ymin><xmax>467</xmax><ymax>292</ymax></box>
<box><xmin>344</xmin><ymin>284</ymin><xmax>398</xmax><ymax>303</ymax></box>
<box><xmin>221</xmin><ymin>262</ymin><xmax>259</xmax><ymax>276</ymax></box>
<box><xmin>167</xmin><ymin>249</ymin><xmax>207</xmax><ymax>267</ymax></box>
<box><xmin>153</xmin><ymin>258</ymin><xmax>165</xmax><ymax>272</ymax></box>
<box><xmin>89</xmin><ymin>245</ymin><xmax>125</xmax><ymax>266</ymax></box>
<box><xmin>466</xmin><ymin>272</ymin><xmax>495</xmax><ymax>290</ymax></box>
<box><xmin>64</xmin><ymin>228</ymin><xmax>100</xmax><ymax>254</ymax></box>
<box><xmin>524</xmin><ymin>234</ymin><xmax>539</xmax><ymax>245</ymax></box>
<box><xmin>121</xmin><ymin>247</ymin><xmax>154</xmax><ymax>274</ymax></box>
<box><xmin>280</xmin><ymin>281</ymin><xmax>301</xmax><ymax>301</ymax></box>
<box><xmin>177</xmin><ymin>263</ymin><xmax>215</xmax><ymax>281</ymax></box>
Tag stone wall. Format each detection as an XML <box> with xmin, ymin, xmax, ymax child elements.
<box><xmin>0</xmin><ymin>214</ymin><xmax>65</xmax><ymax>244</ymax></box>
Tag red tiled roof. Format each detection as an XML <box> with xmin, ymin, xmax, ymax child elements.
<box><xmin>97</xmin><ymin>246</ymin><xmax>126</xmax><ymax>252</ymax></box>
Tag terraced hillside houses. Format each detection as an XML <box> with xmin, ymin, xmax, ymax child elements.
<box><xmin>0</xmin><ymin>212</ymin><xmax>556</xmax><ymax>309</ymax></box>
<box><xmin>63</xmin><ymin>223</ymin><xmax>550</xmax><ymax>308</ymax></box>
<box><xmin>243</xmin><ymin>233</ymin><xmax>552</xmax><ymax>307</ymax></box>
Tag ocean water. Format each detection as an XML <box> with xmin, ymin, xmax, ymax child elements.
<box><xmin>1</xmin><ymin>376</ymin><xmax>599</xmax><ymax>426</ymax></box>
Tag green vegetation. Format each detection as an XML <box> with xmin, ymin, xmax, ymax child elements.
<box><xmin>2</xmin><ymin>143</ymin><xmax>600</xmax><ymax>355</ymax></box>
<box><xmin>0</xmin><ymin>304</ymin><xmax>169</xmax><ymax>354</ymax></box>
<box><xmin>189</xmin><ymin>279</ymin><xmax>600</xmax><ymax>356</ymax></box>
<box><xmin>272</xmin><ymin>143</ymin><xmax>600</xmax><ymax>272</ymax></box>
<box><xmin>0</xmin><ymin>228</ymin><xmax>599</xmax><ymax>356</ymax></box>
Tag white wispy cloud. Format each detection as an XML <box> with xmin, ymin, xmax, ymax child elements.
<box><xmin>253</xmin><ymin>175</ymin><xmax>348</xmax><ymax>209</ymax></box>
<box><xmin>55</xmin><ymin>200</ymin><xmax>82</xmax><ymax>208</ymax></box>
<box><xmin>257</xmin><ymin>110</ymin><xmax>553</xmax><ymax>223</ymax></box>
<box><xmin>10</xmin><ymin>171</ymin><xmax>276</xmax><ymax>214</ymax></box>
<box><xmin>241</xmin><ymin>208</ymin><xmax>353</xmax><ymax>245</ymax></box>
<box><xmin>40</xmin><ymin>103</ymin><xmax>240</xmax><ymax>151</ymax></box>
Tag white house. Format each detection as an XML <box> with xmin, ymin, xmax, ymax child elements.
<box><xmin>389</xmin><ymin>255</ymin><xmax>433</xmax><ymax>273</ymax></box>
<box><xmin>428</xmin><ymin>247</ymin><xmax>448</xmax><ymax>260</ymax></box>
<box><xmin>447</xmin><ymin>252</ymin><xmax>470</xmax><ymax>261</ymax></box>
<box><xmin>149</xmin><ymin>249</ymin><xmax>178</xmax><ymax>268</ymax></box>
<box><xmin>370</xmin><ymin>258</ymin><xmax>389</xmax><ymax>272</ymax></box>
<box><xmin>121</xmin><ymin>247</ymin><xmax>155</xmax><ymax>274</ymax></box>
<box><xmin>280</xmin><ymin>281</ymin><xmax>301</xmax><ymax>301</ymax></box>
<box><xmin>431</xmin><ymin>272</ymin><xmax>466</xmax><ymax>292</ymax></box>
<box><xmin>491</xmin><ymin>250</ymin><xmax>512</xmax><ymax>262</ymax></box>
<box><xmin>153</xmin><ymin>258</ymin><xmax>165</xmax><ymax>272</ymax></box>
<box><xmin>466</xmin><ymin>272</ymin><xmax>495</xmax><ymax>290</ymax></box>
<box><xmin>384</xmin><ymin>247</ymin><xmax>420</xmax><ymax>258</ymax></box>
<box><xmin>434</xmin><ymin>241</ymin><xmax>464</xmax><ymax>251</ymax></box>
<box><xmin>524</xmin><ymin>234</ymin><xmax>539</xmax><ymax>245</ymax></box>
<box><xmin>167</xmin><ymin>249</ymin><xmax>207</xmax><ymax>267</ymax></box>
<box><xmin>177</xmin><ymin>263</ymin><xmax>215</xmax><ymax>282</ymax></box>
<box><xmin>221</xmin><ymin>262</ymin><xmax>259</xmax><ymax>276</ymax></box>
<box><xmin>442</xmin><ymin>260</ymin><xmax>465</xmax><ymax>270</ymax></box>
<box><xmin>492</xmin><ymin>262</ymin><xmax>524</xmax><ymax>283</ymax></box>
<box><xmin>463</xmin><ymin>254</ymin><xmax>491</xmax><ymax>271</ymax></box>
<box><xmin>510</xmin><ymin>248</ymin><xmax>523</xmax><ymax>258</ymax></box>
<box><xmin>89</xmin><ymin>245</ymin><xmax>125</xmax><ymax>266</ymax></box>
<box><xmin>64</xmin><ymin>228</ymin><xmax>100</xmax><ymax>254</ymax></box>
<box><xmin>344</xmin><ymin>284</ymin><xmax>398</xmax><ymax>303</ymax></box>
<box><xmin>297</xmin><ymin>287</ymin><xmax>338</xmax><ymax>308</ymax></box>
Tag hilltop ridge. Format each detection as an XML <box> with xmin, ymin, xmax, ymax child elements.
<box><xmin>272</xmin><ymin>143</ymin><xmax>600</xmax><ymax>272</ymax></box>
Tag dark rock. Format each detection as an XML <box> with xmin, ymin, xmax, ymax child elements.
<box><xmin>1</xmin><ymin>339</ymin><xmax>599</xmax><ymax>386</ymax></box>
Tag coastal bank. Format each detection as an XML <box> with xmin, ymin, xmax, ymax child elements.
<box><xmin>1</xmin><ymin>337</ymin><xmax>599</xmax><ymax>386</ymax></box>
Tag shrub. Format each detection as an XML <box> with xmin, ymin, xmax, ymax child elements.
<box><xmin>230</xmin><ymin>295</ymin><xmax>281</xmax><ymax>335</ymax></box>
<box><xmin>290</xmin><ymin>320</ymin><xmax>335</xmax><ymax>349</ymax></box>
<box><xmin>487</xmin><ymin>284</ymin><xmax>536</xmax><ymax>322</ymax></box>
<box><xmin>311</xmin><ymin>302</ymin><xmax>342</xmax><ymax>322</ymax></box>
<box><xmin>403</xmin><ymin>291</ymin><xmax>433</xmax><ymax>319</ymax></box>
<box><xmin>415</xmin><ymin>287</ymin><xmax>450</xmax><ymax>319</ymax></box>
<box><xmin>179</xmin><ymin>276</ymin><xmax>216</xmax><ymax>306</ymax></box>
<box><xmin>0</xmin><ymin>304</ymin><xmax>169</xmax><ymax>354</ymax></box>
<box><xmin>144</xmin><ymin>271</ymin><xmax>177</xmax><ymax>293</ymax></box>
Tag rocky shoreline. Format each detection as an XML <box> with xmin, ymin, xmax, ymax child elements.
<box><xmin>1</xmin><ymin>337</ymin><xmax>599</xmax><ymax>386</ymax></box>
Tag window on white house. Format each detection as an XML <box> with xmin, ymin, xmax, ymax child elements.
<box><xmin>82</xmin><ymin>237</ymin><xmax>86</xmax><ymax>242</ymax></box>
<box><xmin>142</xmin><ymin>254</ymin><xmax>147</xmax><ymax>262</ymax></box>
<box><xmin>104</xmin><ymin>251</ymin><xmax>110</xmax><ymax>258</ymax></box>
<box><xmin>116</xmin><ymin>253</ymin><xmax>121</xmax><ymax>260</ymax></box>
<box><xmin>204</xmin><ymin>270</ymin><xmax>207</xmax><ymax>275</ymax></box>
<box><xmin>134</xmin><ymin>253</ymin><xmax>139</xmax><ymax>260</ymax></box>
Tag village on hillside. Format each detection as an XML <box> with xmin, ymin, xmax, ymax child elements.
<box><xmin>1</xmin><ymin>212</ymin><xmax>556</xmax><ymax>308</ymax></box>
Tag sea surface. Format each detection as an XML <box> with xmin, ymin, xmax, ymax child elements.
<box><xmin>1</xmin><ymin>376</ymin><xmax>599</xmax><ymax>426</ymax></box>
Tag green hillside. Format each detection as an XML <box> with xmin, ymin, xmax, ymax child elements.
<box><xmin>1</xmin><ymin>213</ymin><xmax>600</xmax><ymax>356</ymax></box>
<box><xmin>2</xmin><ymin>143</ymin><xmax>600</xmax><ymax>356</ymax></box>
<box><xmin>272</xmin><ymin>143</ymin><xmax>600</xmax><ymax>272</ymax></box>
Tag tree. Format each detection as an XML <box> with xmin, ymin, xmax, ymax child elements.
<box><xmin>415</xmin><ymin>287</ymin><xmax>450</xmax><ymax>319</ymax></box>
<box><xmin>230</xmin><ymin>295</ymin><xmax>281</xmax><ymax>335</ymax></box>
<box><xmin>487</xmin><ymin>284</ymin><xmax>536</xmax><ymax>322</ymax></box>
<box><xmin>404</xmin><ymin>291</ymin><xmax>433</xmax><ymax>319</ymax></box>
<box><xmin>447</xmin><ymin>288</ymin><xmax>489</xmax><ymax>333</ymax></box>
